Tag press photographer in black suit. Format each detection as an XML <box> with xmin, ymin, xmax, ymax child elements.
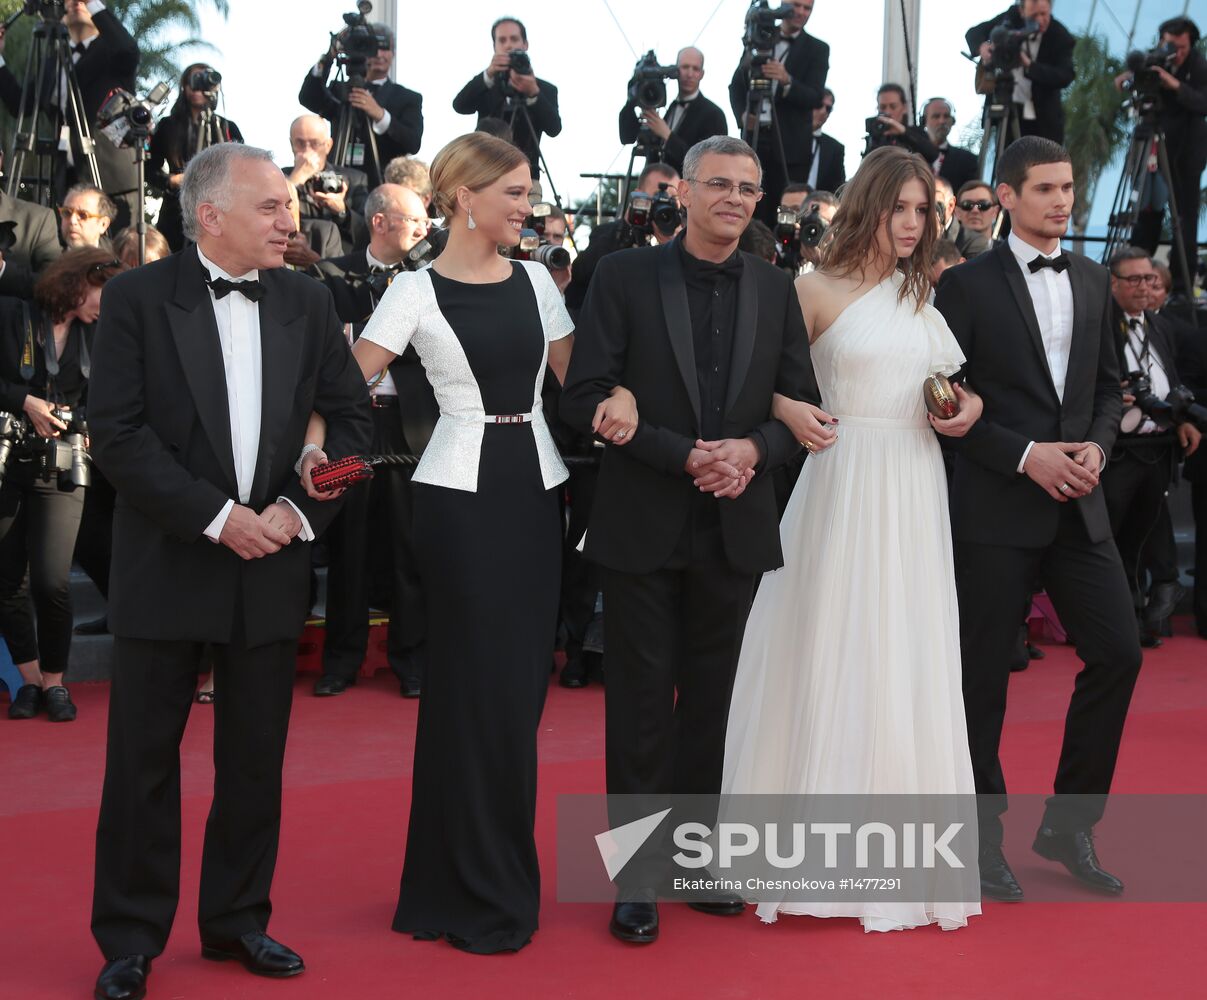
<box><xmin>968</xmin><ymin>0</ymin><xmax>1075</xmax><ymax>143</ymax></box>
<box><xmin>310</xmin><ymin>183</ymin><xmax>433</xmax><ymax>699</ymax></box>
<box><xmin>1117</xmin><ymin>17</ymin><xmax>1207</xmax><ymax>291</ymax></box>
<box><xmin>729</xmin><ymin>0</ymin><xmax>830</xmax><ymax>223</ymax></box>
<box><xmin>923</xmin><ymin>97</ymin><xmax>980</xmax><ymax>192</ymax></box>
<box><xmin>619</xmin><ymin>46</ymin><xmax>728</xmax><ymax>176</ymax></box>
<box><xmin>299</xmin><ymin>21</ymin><xmax>423</xmax><ymax>188</ymax></box>
<box><xmin>286</xmin><ymin>115</ymin><xmax>369</xmax><ymax>256</ymax></box>
<box><xmin>0</xmin><ymin>0</ymin><xmax>140</xmax><ymax>229</ymax></box>
<box><xmin>934</xmin><ymin>137</ymin><xmax>1142</xmax><ymax>904</ymax></box>
<box><xmin>452</xmin><ymin>17</ymin><xmax>562</xmax><ymax>179</ymax></box>
<box><xmin>865</xmin><ymin>84</ymin><xmax>941</xmax><ymax>162</ymax></box>
<box><xmin>0</xmin><ymin>152</ymin><xmax>62</xmax><ymax>299</ymax></box>
<box><xmin>807</xmin><ymin>89</ymin><xmax>844</xmax><ymax>191</ymax></box>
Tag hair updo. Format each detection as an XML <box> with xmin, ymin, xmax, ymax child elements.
<box><xmin>429</xmin><ymin>132</ymin><xmax>529</xmax><ymax>221</ymax></box>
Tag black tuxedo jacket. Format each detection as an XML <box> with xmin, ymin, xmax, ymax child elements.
<box><xmin>937</xmin><ymin>144</ymin><xmax>980</xmax><ymax>193</ymax></box>
<box><xmin>0</xmin><ymin>191</ymin><xmax>62</xmax><ymax>299</ymax></box>
<box><xmin>966</xmin><ymin>9</ymin><xmax>1075</xmax><ymax>143</ymax></box>
<box><xmin>0</xmin><ymin>9</ymin><xmax>140</xmax><ymax>196</ymax></box>
<box><xmin>560</xmin><ymin>237</ymin><xmax>819</xmax><ymax>575</ymax></box>
<box><xmin>729</xmin><ymin>31</ymin><xmax>830</xmax><ymax>165</ymax></box>
<box><xmin>1159</xmin><ymin>48</ymin><xmax>1207</xmax><ymax>165</ymax></box>
<box><xmin>88</xmin><ymin>246</ymin><xmax>372</xmax><ymax>646</ymax></box>
<box><xmin>1171</xmin><ymin>311</ymin><xmax>1207</xmax><ymax>482</ymax></box>
<box><xmin>299</xmin><ymin>70</ymin><xmax>423</xmax><ymax>186</ymax></box>
<box><xmin>618</xmin><ymin>91</ymin><xmax>728</xmax><ymax>174</ymax></box>
<box><xmin>934</xmin><ymin>242</ymin><xmax>1121</xmax><ymax>547</ymax></box>
<box><xmin>1111</xmin><ymin>305</ymin><xmax>1182</xmax><ymax>389</ymax></box>
<box><xmin>812</xmin><ymin>132</ymin><xmax>845</xmax><ymax>192</ymax></box>
<box><xmin>452</xmin><ymin>74</ymin><xmax>562</xmax><ymax>177</ymax></box>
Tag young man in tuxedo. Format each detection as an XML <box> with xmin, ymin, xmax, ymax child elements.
<box><xmin>619</xmin><ymin>46</ymin><xmax>728</xmax><ymax>176</ymax></box>
<box><xmin>729</xmin><ymin>0</ymin><xmax>830</xmax><ymax>224</ymax></box>
<box><xmin>452</xmin><ymin>17</ymin><xmax>562</xmax><ymax>179</ymax></box>
<box><xmin>299</xmin><ymin>22</ymin><xmax>423</xmax><ymax>188</ymax></box>
<box><xmin>807</xmin><ymin>88</ymin><xmax>845</xmax><ymax>192</ymax></box>
<box><xmin>934</xmin><ymin>136</ymin><xmax>1143</xmax><ymax>903</ymax></box>
<box><xmin>87</xmin><ymin>144</ymin><xmax>372</xmax><ymax>1000</ymax></box>
<box><xmin>561</xmin><ymin>136</ymin><xmax>825</xmax><ymax>945</ymax></box>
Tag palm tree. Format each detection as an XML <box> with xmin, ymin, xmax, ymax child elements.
<box><xmin>102</xmin><ymin>0</ymin><xmax>230</xmax><ymax>88</ymax></box>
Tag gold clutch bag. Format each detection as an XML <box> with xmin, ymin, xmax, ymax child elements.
<box><xmin>923</xmin><ymin>374</ymin><xmax>960</xmax><ymax>419</ymax></box>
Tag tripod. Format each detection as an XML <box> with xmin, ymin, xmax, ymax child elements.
<box><xmin>618</xmin><ymin>122</ymin><xmax>664</xmax><ymax>212</ymax></box>
<box><xmin>4</xmin><ymin>13</ymin><xmax>102</xmax><ymax>202</ymax></box>
<box><xmin>978</xmin><ymin>71</ymin><xmax>1022</xmax><ymax>187</ymax></box>
<box><xmin>193</xmin><ymin>95</ymin><xmax>227</xmax><ymax>159</ymax></box>
<box><xmin>501</xmin><ymin>87</ymin><xmax>578</xmax><ymax>251</ymax></box>
<box><xmin>740</xmin><ymin>66</ymin><xmax>790</xmax><ymax>215</ymax></box>
<box><xmin>1102</xmin><ymin>104</ymin><xmax>1198</xmax><ymax>327</ymax></box>
<box><xmin>330</xmin><ymin>69</ymin><xmax>382</xmax><ymax>184</ymax></box>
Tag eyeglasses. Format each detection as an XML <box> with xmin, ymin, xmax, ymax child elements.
<box><xmin>1111</xmin><ymin>272</ymin><xmax>1161</xmax><ymax>287</ymax></box>
<box><xmin>58</xmin><ymin>206</ymin><xmax>108</xmax><ymax>223</ymax></box>
<box><xmin>292</xmin><ymin>138</ymin><xmax>329</xmax><ymax>149</ymax></box>
<box><xmin>957</xmin><ymin>199</ymin><xmax>995</xmax><ymax>212</ymax></box>
<box><xmin>387</xmin><ymin>213</ymin><xmax>431</xmax><ymax>230</ymax></box>
<box><xmin>86</xmin><ymin>259</ymin><xmax>122</xmax><ymax>284</ymax></box>
<box><xmin>685</xmin><ymin>178</ymin><xmax>764</xmax><ymax>201</ymax></box>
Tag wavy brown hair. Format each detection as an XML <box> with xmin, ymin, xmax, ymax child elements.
<box><xmin>33</xmin><ymin>247</ymin><xmax>124</xmax><ymax>322</ymax></box>
<box><xmin>817</xmin><ymin>145</ymin><xmax>937</xmax><ymax>311</ymax></box>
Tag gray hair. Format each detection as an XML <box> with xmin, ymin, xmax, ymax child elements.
<box><xmin>682</xmin><ymin>136</ymin><xmax>763</xmax><ymax>185</ymax></box>
<box><xmin>180</xmin><ymin>143</ymin><xmax>277</xmax><ymax>241</ymax></box>
<box><xmin>363</xmin><ymin>184</ymin><xmax>394</xmax><ymax>222</ymax></box>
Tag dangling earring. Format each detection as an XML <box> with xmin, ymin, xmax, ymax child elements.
<box><xmin>466</xmin><ymin>209</ymin><xmax>477</xmax><ymax>231</ymax></box>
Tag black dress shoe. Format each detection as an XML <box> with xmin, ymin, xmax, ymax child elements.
<box><xmin>610</xmin><ymin>900</ymin><xmax>659</xmax><ymax>943</ymax></box>
<box><xmin>313</xmin><ymin>675</ymin><xmax>353</xmax><ymax>697</ymax></box>
<box><xmin>978</xmin><ymin>844</ymin><xmax>1024</xmax><ymax>901</ymax></box>
<box><xmin>559</xmin><ymin>657</ymin><xmax>588</xmax><ymax>688</ymax></box>
<box><xmin>75</xmin><ymin>615</ymin><xmax>110</xmax><ymax>636</ymax></box>
<box><xmin>95</xmin><ymin>956</ymin><xmax>150</xmax><ymax>1000</ymax></box>
<box><xmin>1032</xmin><ymin>826</ymin><xmax>1124</xmax><ymax>895</ymax></box>
<box><xmin>688</xmin><ymin>890</ymin><xmax>746</xmax><ymax>916</ymax></box>
<box><xmin>7</xmin><ymin>683</ymin><xmax>43</xmax><ymax>720</ymax></box>
<box><xmin>399</xmin><ymin>678</ymin><xmax>421</xmax><ymax>698</ymax></box>
<box><xmin>200</xmin><ymin>930</ymin><xmax>305</xmax><ymax>977</ymax></box>
<box><xmin>1026</xmin><ymin>642</ymin><xmax>1046</xmax><ymax>660</ymax></box>
<box><xmin>44</xmin><ymin>685</ymin><xmax>77</xmax><ymax>722</ymax></box>
<box><xmin>1144</xmin><ymin>581</ymin><xmax>1185</xmax><ymax>627</ymax></box>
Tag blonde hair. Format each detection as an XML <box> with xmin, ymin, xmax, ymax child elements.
<box><xmin>429</xmin><ymin>133</ymin><xmax>529</xmax><ymax>221</ymax></box>
<box><xmin>818</xmin><ymin>146</ymin><xmax>937</xmax><ymax>310</ymax></box>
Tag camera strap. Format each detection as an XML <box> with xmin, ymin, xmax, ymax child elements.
<box><xmin>19</xmin><ymin>301</ymin><xmax>36</xmax><ymax>382</ymax></box>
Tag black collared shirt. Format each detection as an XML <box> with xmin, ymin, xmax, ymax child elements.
<box><xmin>678</xmin><ymin>240</ymin><xmax>742</xmax><ymax>441</ymax></box>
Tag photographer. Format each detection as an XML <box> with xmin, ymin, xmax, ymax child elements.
<box><xmin>619</xmin><ymin>47</ymin><xmax>727</xmax><ymax>176</ymax></box>
<box><xmin>0</xmin><ymin>1</ymin><xmax>139</xmax><ymax>230</ymax></box>
<box><xmin>57</xmin><ymin>184</ymin><xmax>113</xmax><ymax>249</ymax></box>
<box><xmin>864</xmin><ymin>84</ymin><xmax>941</xmax><ymax>162</ymax></box>
<box><xmin>564</xmin><ymin>162</ymin><xmax>681</xmax><ymax>315</ymax></box>
<box><xmin>148</xmin><ymin>63</ymin><xmax>244</xmax><ymax>252</ymax></box>
<box><xmin>1117</xmin><ymin>17</ymin><xmax>1207</xmax><ymax>289</ymax></box>
<box><xmin>453</xmin><ymin>17</ymin><xmax>562</xmax><ymax>179</ymax></box>
<box><xmin>299</xmin><ymin>20</ymin><xmax>423</xmax><ymax>187</ymax></box>
<box><xmin>729</xmin><ymin>0</ymin><xmax>830</xmax><ymax>223</ymax></box>
<box><xmin>0</xmin><ymin>247</ymin><xmax>122</xmax><ymax>722</ymax></box>
<box><xmin>967</xmin><ymin>0</ymin><xmax>1074</xmax><ymax>143</ymax></box>
<box><xmin>1105</xmin><ymin>248</ymin><xmax>1201</xmax><ymax>642</ymax></box>
<box><xmin>0</xmin><ymin>153</ymin><xmax>61</xmax><ymax>300</ymax></box>
<box><xmin>807</xmin><ymin>89</ymin><xmax>844</xmax><ymax>191</ymax></box>
<box><xmin>287</xmin><ymin>114</ymin><xmax>369</xmax><ymax>256</ymax></box>
<box><xmin>310</xmin><ymin>183</ymin><xmax>432</xmax><ymax>699</ymax></box>
<box><xmin>923</xmin><ymin>97</ymin><xmax>979</xmax><ymax>192</ymax></box>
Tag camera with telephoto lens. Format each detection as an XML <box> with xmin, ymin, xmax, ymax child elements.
<box><xmin>1121</xmin><ymin>371</ymin><xmax>1207</xmax><ymax>434</ymax></box>
<box><xmin>508</xmin><ymin>50</ymin><xmax>533</xmax><ymax>77</ymax></box>
<box><xmin>97</xmin><ymin>82</ymin><xmax>171</xmax><ymax>149</ymax></box>
<box><xmin>333</xmin><ymin>1</ymin><xmax>390</xmax><ymax>87</ymax></box>
<box><xmin>798</xmin><ymin>204</ymin><xmax>828</xmax><ymax>248</ymax></box>
<box><xmin>628</xmin><ymin>50</ymin><xmax>679</xmax><ymax>111</ymax></box>
<box><xmin>1124</xmin><ymin>42</ymin><xmax>1177</xmax><ymax>106</ymax></box>
<box><xmin>987</xmin><ymin>19</ymin><xmax>1041</xmax><ymax>74</ymax></box>
<box><xmin>512</xmin><ymin>229</ymin><xmax>571</xmax><ymax>270</ymax></box>
<box><xmin>865</xmin><ymin>115</ymin><xmax>890</xmax><ymax>138</ymax></box>
<box><xmin>30</xmin><ymin>405</ymin><xmax>90</xmax><ymax>491</ymax></box>
<box><xmin>0</xmin><ymin>410</ymin><xmax>27</xmax><ymax>486</ymax></box>
<box><xmin>188</xmin><ymin>68</ymin><xmax>222</xmax><ymax>94</ymax></box>
<box><xmin>314</xmin><ymin>170</ymin><xmax>344</xmax><ymax>194</ymax></box>
<box><xmin>743</xmin><ymin>2</ymin><xmax>796</xmax><ymax>92</ymax></box>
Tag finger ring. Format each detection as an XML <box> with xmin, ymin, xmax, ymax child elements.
<box><xmin>1059</xmin><ymin>483</ymin><xmax>1070</xmax><ymax>493</ymax></box>
<box><xmin>615</xmin><ymin>430</ymin><xmax>626</xmax><ymax>439</ymax></box>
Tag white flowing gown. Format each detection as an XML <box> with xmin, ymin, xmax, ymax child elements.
<box><xmin>721</xmin><ymin>273</ymin><xmax>982</xmax><ymax>932</ymax></box>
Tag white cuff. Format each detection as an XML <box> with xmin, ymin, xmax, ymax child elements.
<box><xmin>483</xmin><ymin>70</ymin><xmax>494</xmax><ymax>87</ymax></box>
<box><xmin>372</xmin><ymin>109</ymin><xmax>391</xmax><ymax>135</ymax></box>
<box><xmin>203</xmin><ymin>499</ymin><xmax>235</xmax><ymax>542</ymax></box>
<box><xmin>312</xmin><ymin>61</ymin><xmax>327</xmax><ymax>78</ymax></box>
<box><xmin>0</xmin><ymin>259</ymin><xmax>7</xmax><ymax>280</ymax></box>
<box><xmin>278</xmin><ymin>496</ymin><xmax>315</xmax><ymax>542</ymax></box>
<box><xmin>86</xmin><ymin>0</ymin><xmax>106</xmax><ymax>14</ymax></box>
<box><xmin>0</xmin><ymin>56</ymin><xmax>6</xmax><ymax>70</ymax></box>
<box><xmin>1016</xmin><ymin>440</ymin><xmax>1036</xmax><ymax>475</ymax></box>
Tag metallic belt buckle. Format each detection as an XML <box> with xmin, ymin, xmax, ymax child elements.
<box><xmin>495</xmin><ymin>414</ymin><xmax>523</xmax><ymax>424</ymax></box>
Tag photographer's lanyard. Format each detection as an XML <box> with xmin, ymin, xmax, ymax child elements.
<box><xmin>1126</xmin><ymin>318</ymin><xmax>1153</xmax><ymax>379</ymax></box>
<box><xmin>26</xmin><ymin>315</ymin><xmax>90</xmax><ymax>407</ymax></box>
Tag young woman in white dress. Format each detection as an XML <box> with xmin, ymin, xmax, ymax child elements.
<box><xmin>721</xmin><ymin>146</ymin><xmax>984</xmax><ymax>932</ymax></box>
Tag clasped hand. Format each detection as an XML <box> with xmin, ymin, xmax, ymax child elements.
<box><xmin>1023</xmin><ymin>441</ymin><xmax>1102</xmax><ymax>502</ymax></box>
<box><xmin>219</xmin><ymin>503</ymin><xmax>301</xmax><ymax>560</ymax></box>
<box><xmin>686</xmin><ymin>438</ymin><xmax>760</xmax><ymax>499</ymax></box>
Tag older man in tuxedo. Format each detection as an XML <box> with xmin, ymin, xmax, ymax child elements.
<box><xmin>88</xmin><ymin>143</ymin><xmax>372</xmax><ymax>1000</ymax></box>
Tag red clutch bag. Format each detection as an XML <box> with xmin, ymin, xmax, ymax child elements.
<box><xmin>923</xmin><ymin>374</ymin><xmax>960</xmax><ymax>419</ymax></box>
<box><xmin>309</xmin><ymin>456</ymin><xmax>376</xmax><ymax>492</ymax></box>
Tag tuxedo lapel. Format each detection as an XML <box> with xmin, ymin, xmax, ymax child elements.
<box><xmin>994</xmin><ymin>242</ymin><xmax>1060</xmax><ymax>404</ymax></box>
<box><xmin>725</xmin><ymin>258</ymin><xmax>759</xmax><ymax>416</ymax></box>
<box><xmin>658</xmin><ymin>239</ymin><xmax>701</xmax><ymax>426</ymax></box>
<box><xmin>167</xmin><ymin>247</ymin><xmax>238</xmax><ymax>497</ymax></box>
<box><xmin>251</xmin><ymin>269</ymin><xmax>306</xmax><ymax>505</ymax></box>
<box><xmin>1064</xmin><ymin>255</ymin><xmax>1091</xmax><ymax>404</ymax></box>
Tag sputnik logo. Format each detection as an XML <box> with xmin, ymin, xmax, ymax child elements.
<box><xmin>594</xmin><ymin>809</ymin><xmax>672</xmax><ymax>881</ymax></box>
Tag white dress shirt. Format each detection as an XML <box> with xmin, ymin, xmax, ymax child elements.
<box><xmin>1122</xmin><ymin>314</ymin><xmax>1171</xmax><ymax>435</ymax></box>
<box><xmin>1011</xmin><ymin>37</ymin><xmax>1040</xmax><ymax>121</ymax></box>
<box><xmin>363</xmin><ymin>247</ymin><xmax>398</xmax><ymax>397</ymax></box>
<box><xmin>197</xmin><ymin>247</ymin><xmax>313</xmax><ymax>543</ymax></box>
<box><xmin>758</xmin><ymin>33</ymin><xmax>797</xmax><ymax>124</ymax></box>
<box><xmin>665</xmin><ymin>90</ymin><xmax>698</xmax><ymax>132</ymax></box>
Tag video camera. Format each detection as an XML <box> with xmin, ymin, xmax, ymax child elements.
<box><xmin>1122</xmin><ymin>371</ymin><xmax>1207</xmax><ymax>434</ymax></box>
<box><xmin>987</xmin><ymin>19</ymin><xmax>1041</xmax><ymax>74</ymax></box>
<box><xmin>1124</xmin><ymin>42</ymin><xmax>1177</xmax><ymax>107</ymax></box>
<box><xmin>332</xmin><ymin>1</ymin><xmax>390</xmax><ymax>87</ymax></box>
<box><xmin>17</xmin><ymin>1</ymin><xmax>66</xmax><ymax>20</ymax></box>
<box><xmin>743</xmin><ymin>1</ymin><xmax>796</xmax><ymax>93</ymax></box>
<box><xmin>97</xmin><ymin>82</ymin><xmax>171</xmax><ymax>149</ymax></box>
<box><xmin>628</xmin><ymin>50</ymin><xmax>679</xmax><ymax>111</ymax></box>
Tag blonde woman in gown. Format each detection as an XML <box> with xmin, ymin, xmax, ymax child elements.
<box><xmin>721</xmin><ymin>147</ymin><xmax>983</xmax><ymax>933</ymax></box>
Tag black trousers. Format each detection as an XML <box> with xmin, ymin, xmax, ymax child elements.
<box><xmin>1192</xmin><ymin>477</ymin><xmax>1207</xmax><ymax>633</ymax></box>
<box><xmin>91</xmin><ymin>622</ymin><xmax>297</xmax><ymax>959</ymax></box>
<box><xmin>559</xmin><ymin>463</ymin><xmax>599</xmax><ymax>661</ymax></box>
<box><xmin>1103</xmin><ymin>441</ymin><xmax>1176</xmax><ymax>611</ymax></box>
<box><xmin>955</xmin><ymin>505</ymin><xmax>1143</xmax><ymax>845</ymax></box>
<box><xmin>0</xmin><ymin>468</ymin><xmax>85</xmax><ymax>672</ymax></box>
<box><xmin>323</xmin><ymin>402</ymin><xmax>424</xmax><ymax>685</ymax></box>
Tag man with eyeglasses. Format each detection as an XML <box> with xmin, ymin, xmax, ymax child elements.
<box><xmin>936</xmin><ymin>175</ymin><xmax>990</xmax><ymax>259</ymax></box>
<box><xmin>58</xmin><ymin>183</ymin><xmax>115</xmax><ymax>249</ymax></box>
<box><xmin>299</xmin><ymin>22</ymin><xmax>423</xmax><ymax>188</ymax></box>
<box><xmin>923</xmin><ymin>97</ymin><xmax>979</xmax><ymax>193</ymax></box>
<box><xmin>310</xmin><ymin>183</ymin><xmax>433</xmax><ymax>700</ymax></box>
<box><xmin>955</xmin><ymin>180</ymin><xmax>1001</xmax><ymax>243</ymax></box>
<box><xmin>807</xmin><ymin>88</ymin><xmax>844</xmax><ymax>192</ymax></box>
<box><xmin>562</xmin><ymin>135</ymin><xmax>823</xmax><ymax>944</ymax></box>
<box><xmin>1104</xmin><ymin>247</ymin><xmax>1201</xmax><ymax>646</ymax></box>
<box><xmin>286</xmin><ymin>114</ymin><xmax>369</xmax><ymax>256</ymax></box>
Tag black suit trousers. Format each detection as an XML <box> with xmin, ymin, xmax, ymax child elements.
<box><xmin>955</xmin><ymin>505</ymin><xmax>1142</xmax><ymax>846</ymax></box>
<box><xmin>1193</xmin><ymin>479</ymin><xmax>1207</xmax><ymax>633</ymax></box>
<box><xmin>1103</xmin><ymin>443</ymin><xmax>1176</xmax><ymax>610</ymax></box>
<box><xmin>91</xmin><ymin>615</ymin><xmax>296</xmax><ymax>958</ymax></box>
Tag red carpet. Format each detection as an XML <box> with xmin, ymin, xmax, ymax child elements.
<box><xmin>3</xmin><ymin>624</ymin><xmax>1205</xmax><ymax>999</ymax></box>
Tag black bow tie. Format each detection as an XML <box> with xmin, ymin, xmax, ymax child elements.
<box><xmin>206</xmin><ymin>275</ymin><xmax>266</xmax><ymax>302</ymax></box>
<box><xmin>370</xmin><ymin>263</ymin><xmax>403</xmax><ymax>275</ymax></box>
<box><xmin>1127</xmin><ymin>316</ymin><xmax>1143</xmax><ymax>331</ymax></box>
<box><xmin>1028</xmin><ymin>253</ymin><xmax>1071</xmax><ymax>274</ymax></box>
<box><xmin>696</xmin><ymin>257</ymin><xmax>744</xmax><ymax>282</ymax></box>
<box><xmin>72</xmin><ymin>43</ymin><xmax>86</xmax><ymax>57</ymax></box>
